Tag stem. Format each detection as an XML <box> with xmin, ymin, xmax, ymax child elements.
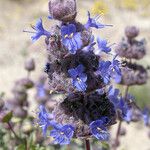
<box><xmin>124</xmin><ymin>85</ymin><xmax>129</xmax><ymax>102</ymax></box>
<box><xmin>114</xmin><ymin>121</ymin><xmax>122</xmax><ymax>150</ymax></box>
<box><xmin>25</xmin><ymin>138</ymin><xmax>28</xmax><ymax>150</ymax></box>
<box><xmin>113</xmin><ymin>85</ymin><xmax>129</xmax><ymax>150</ymax></box>
<box><xmin>66</xmin><ymin>145</ymin><xmax>71</xmax><ymax>150</ymax></box>
<box><xmin>8</xmin><ymin>122</ymin><xmax>29</xmax><ymax>150</ymax></box>
<box><xmin>85</xmin><ymin>139</ymin><xmax>91</xmax><ymax>150</ymax></box>
<box><xmin>7</xmin><ymin>122</ymin><xmax>20</xmax><ymax>140</ymax></box>
<box><xmin>27</xmin><ymin>71</ymin><xmax>31</xmax><ymax>78</ymax></box>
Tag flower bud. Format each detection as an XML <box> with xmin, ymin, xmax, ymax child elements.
<box><xmin>125</xmin><ymin>26</ymin><xmax>139</xmax><ymax>39</ymax></box>
<box><xmin>12</xmin><ymin>84</ymin><xmax>26</xmax><ymax>93</ymax></box>
<box><xmin>5</xmin><ymin>98</ymin><xmax>20</xmax><ymax>109</ymax></box>
<box><xmin>115</xmin><ymin>39</ymin><xmax>146</xmax><ymax>60</ymax></box>
<box><xmin>120</xmin><ymin>62</ymin><xmax>148</xmax><ymax>86</ymax></box>
<box><xmin>16</xmin><ymin>78</ymin><xmax>34</xmax><ymax>89</ymax></box>
<box><xmin>13</xmin><ymin>107</ymin><xmax>27</xmax><ymax>118</ymax></box>
<box><xmin>48</xmin><ymin>0</ymin><xmax>77</xmax><ymax>22</ymax></box>
<box><xmin>24</xmin><ymin>58</ymin><xmax>35</xmax><ymax>72</ymax></box>
<box><xmin>14</xmin><ymin>93</ymin><xmax>28</xmax><ymax>103</ymax></box>
<box><xmin>22</xmin><ymin>121</ymin><xmax>33</xmax><ymax>134</ymax></box>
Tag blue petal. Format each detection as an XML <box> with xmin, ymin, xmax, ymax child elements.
<box><xmin>31</xmin><ymin>32</ymin><xmax>42</xmax><ymax>42</ymax></box>
<box><xmin>68</xmin><ymin>68</ymin><xmax>78</xmax><ymax>79</ymax></box>
<box><xmin>74</xmin><ymin>33</ymin><xmax>82</xmax><ymax>49</ymax></box>
<box><xmin>48</xmin><ymin>16</ymin><xmax>53</xmax><ymax>20</ymax></box>
<box><xmin>114</xmin><ymin>74</ymin><xmax>122</xmax><ymax>83</ymax></box>
<box><xmin>90</xmin><ymin>119</ymin><xmax>110</xmax><ymax>141</ymax></box>
<box><xmin>62</xmin><ymin>38</ymin><xmax>77</xmax><ymax>54</ymax></box>
<box><xmin>50</xmin><ymin>124</ymin><xmax>74</xmax><ymax>145</ymax></box>
<box><xmin>97</xmin><ymin>37</ymin><xmax>111</xmax><ymax>53</ymax></box>
<box><xmin>76</xmin><ymin>64</ymin><xmax>85</xmax><ymax>74</ymax></box>
<box><xmin>143</xmin><ymin>108</ymin><xmax>149</xmax><ymax>126</ymax></box>
<box><xmin>124</xmin><ymin>109</ymin><xmax>132</xmax><ymax>123</ymax></box>
<box><xmin>35</xmin><ymin>18</ymin><xmax>44</xmax><ymax>31</ymax></box>
<box><xmin>85</xmin><ymin>11</ymin><xmax>112</xmax><ymax>29</ymax></box>
<box><xmin>61</xmin><ymin>25</ymin><xmax>69</xmax><ymax>37</ymax></box>
<box><xmin>94</xmin><ymin>130</ymin><xmax>110</xmax><ymax>141</ymax></box>
<box><xmin>68</xmin><ymin>24</ymin><xmax>76</xmax><ymax>34</ymax></box>
<box><xmin>80</xmin><ymin>73</ymin><xmax>87</xmax><ymax>82</ymax></box>
<box><xmin>61</xmin><ymin>125</ymin><xmax>75</xmax><ymax>138</ymax></box>
<box><xmin>73</xmin><ymin>80</ymin><xmax>87</xmax><ymax>92</ymax></box>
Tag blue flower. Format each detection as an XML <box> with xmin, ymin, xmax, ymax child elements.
<box><xmin>97</xmin><ymin>57</ymin><xmax>121</xmax><ymax>84</ymax></box>
<box><xmin>117</xmin><ymin>98</ymin><xmax>129</xmax><ymax>119</ymax></box>
<box><xmin>48</xmin><ymin>16</ymin><xmax>53</xmax><ymax>20</ymax></box>
<box><xmin>37</xmin><ymin>84</ymin><xmax>46</xmax><ymax>98</ymax></box>
<box><xmin>37</xmin><ymin>105</ymin><xmax>54</xmax><ymax>136</ymax></box>
<box><xmin>50</xmin><ymin>124</ymin><xmax>74</xmax><ymax>145</ymax></box>
<box><xmin>98</xmin><ymin>61</ymin><xmax>111</xmax><ymax>84</ymax></box>
<box><xmin>24</xmin><ymin>18</ymin><xmax>51</xmax><ymax>42</ymax></box>
<box><xmin>31</xmin><ymin>18</ymin><xmax>51</xmax><ymax>42</ymax></box>
<box><xmin>61</xmin><ymin>24</ymin><xmax>82</xmax><ymax>54</ymax></box>
<box><xmin>126</xmin><ymin>94</ymin><xmax>135</xmax><ymax>102</ymax></box>
<box><xmin>90</xmin><ymin>117</ymin><xmax>110</xmax><ymax>141</ymax></box>
<box><xmin>85</xmin><ymin>11</ymin><xmax>112</xmax><ymax>29</ymax></box>
<box><xmin>97</xmin><ymin>37</ymin><xmax>111</xmax><ymax>54</ymax></box>
<box><xmin>123</xmin><ymin>109</ymin><xmax>133</xmax><ymax>123</ymax></box>
<box><xmin>109</xmin><ymin>56</ymin><xmax>122</xmax><ymax>83</ymax></box>
<box><xmin>108</xmin><ymin>86</ymin><xmax>120</xmax><ymax>106</ymax></box>
<box><xmin>68</xmin><ymin>64</ymin><xmax>87</xmax><ymax>92</ymax></box>
<box><xmin>142</xmin><ymin>108</ymin><xmax>149</xmax><ymax>126</ymax></box>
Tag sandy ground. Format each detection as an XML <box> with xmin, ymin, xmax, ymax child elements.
<box><xmin>0</xmin><ymin>0</ymin><xmax>150</xmax><ymax>149</ymax></box>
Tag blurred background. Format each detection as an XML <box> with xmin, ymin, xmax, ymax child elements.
<box><xmin>0</xmin><ymin>0</ymin><xmax>150</xmax><ymax>149</ymax></box>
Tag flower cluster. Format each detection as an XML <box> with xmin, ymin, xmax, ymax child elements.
<box><xmin>26</xmin><ymin>0</ymin><xmax>147</xmax><ymax>146</ymax></box>
<box><xmin>115</xmin><ymin>26</ymin><xmax>149</xmax><ymax>122</ymax></box>
<box><xmin>5</xmin><ymin>59</ymin><xmax>35</xmax><ymax>119</ymax></box>
<box><xmin>116</xmin><ymin>26</ymin><xmax>148</xmax><ymax>86</ymax></box>
<box><xmin>113</xmin><ymin>26</ymin><xmax>150</xmax><ymax>146</ymax></box>
<box><xmin>36</xmin><ymin>105</ymin><xmax>74</xmax><ymax>145</ymax></box>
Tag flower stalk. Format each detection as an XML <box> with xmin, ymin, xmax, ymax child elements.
<box><xmin>85</xmin><ymin>139</ymin><xmax>91</xmax><ymax>150</ymax></box>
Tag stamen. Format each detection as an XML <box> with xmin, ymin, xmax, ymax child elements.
<box><xmin>60</xmin><ymin>132</ymin><xmax>64</xmax><ymax>135</ymax></box>
<box><xmin>112</xmin><ymin>68</ymin><xmax>115</xmax><ymax>72</ymax></box>
<box><xmin>23</xmin><ymin>30</ymin><xmax>36</xmax><ymax>34</ymax></box>
<box><xmin>70</xmin><ymin>33</ymin><xmax>74</xmax><ymax>38</ymax></box>
<box><xmin>64</xmin><ymin>34</ymin><xmax>69</xmax><ymax>38</ymax></box>
<box><xmin>49</xmin><ymin>90</ymin><xmax>54</xmax><ymax>94</ymax></box>
<box><xmin>97</xmin><ymin>127</ymin><xmax>102</xmax><ymax>131</ymax></box>
<box><xmin>77</xmin><ymin>77</ymin><xmax>82</xmax><ymax>83</ymax></box>
<box><xmin>31</xmin><ymin>24</ymin><xmax>36</xmax><ymax>30</ymax></box>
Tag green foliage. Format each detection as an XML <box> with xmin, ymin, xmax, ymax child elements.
<box><xmin>101</xmin><ymin>141</ymin><xmax>110</xmax><ymax>150</ymax></box>
<box><xmin>0</xmin><ymin>129</ymin><xmax>7</xmax><ymax>150</ymax></box>
<box><xmin>15</xmin><ymin>144</ymin><xmax>46</xmax><ymax>150</ymax></box>
<box><xmin>2</xmin><ymin>111</ymin><xmax>13</xmax><ymax>123</ymax></box>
